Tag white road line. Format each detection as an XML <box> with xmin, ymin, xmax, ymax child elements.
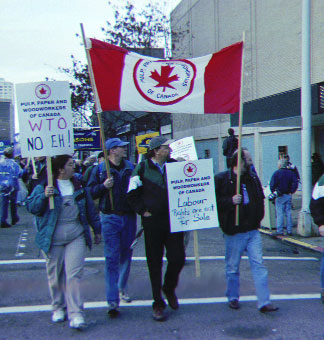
<box><xmin>0</xmin><ymin>294</ymin><xmax>319</xmax><ymax>314</ymax></box>
<box><xmin>0</xmin><ymin>256</ymin><xmax>318</xmax><ymax>265</ymax></box>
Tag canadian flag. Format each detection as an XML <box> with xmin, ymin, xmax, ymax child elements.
<box><xmin>87</xmin><ymin>38</ymin><xmax>243</xmax><ymax>114</ymax></box>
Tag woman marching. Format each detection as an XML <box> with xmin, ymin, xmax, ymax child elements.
<box><xmin>26</xmin><ymin>155</ymin><xmax>101</xmax><ymax>329</ymax></box>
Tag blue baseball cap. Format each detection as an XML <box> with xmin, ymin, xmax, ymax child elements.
<box><xmin>105</xmin><ymin>138</ymin><xmax>129</xmax><ymax>151</ymax></box>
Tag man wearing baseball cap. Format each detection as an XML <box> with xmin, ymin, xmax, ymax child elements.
<box><xmin>88</xmin><ymin>138</ymin><xmax>137</xmax><ymax>317</ymax></box>
<box><xmin>127</xmin><ymin>136</ymin><xmax>185</xmax><ymax>321</ymax></box>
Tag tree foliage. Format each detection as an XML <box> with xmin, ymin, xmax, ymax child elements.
<box><xmin>60</xmin><ymin>1</ymin><xmax>172</xmax><ymax>136</ymax></box>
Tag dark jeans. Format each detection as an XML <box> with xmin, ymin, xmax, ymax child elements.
<box><xmin>142</xmin><ymin>214</ymin><xmax>185</xmax><ymax>308</ymax></box>
<box><xmin>0</xmin><ymin>190</ymin><xmax>18</xmax><ymax>224</ymax></box>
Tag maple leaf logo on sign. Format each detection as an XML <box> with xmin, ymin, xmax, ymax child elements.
<box><xmin>133</xmin><ymin>59</ymin><xmax>196</xmax><ymax>106</ymax></box>
<box><xmin>184</xmin><ymin>163</ymin><xmax>197</xmax><ymax>177</ymax></box>
<box><xmin>35</xmin><ymin>84</ymin><xmax>51</xmax><ymax>99</ymax></box>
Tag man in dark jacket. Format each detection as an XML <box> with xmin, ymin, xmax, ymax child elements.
<box><xmin>270</xmin><ymin>158</ymin><xmax>298</xmax><ymax>236</ymax></box>
<box><xmin>222</xmin><ymin>128</ymin><xmax>238</xmax><ymax>168</ymax></box>
<box><xmin>127</xmin><ymin>136</ymin><xmax>185</xmax><ymax>322</ymax></box>
<box><xmin>88</xmin><ymin>138</ymin><xmax>136</xmax><ymax>317</ymax></box>
<box><xmin>214</xmin><ymin>149</ymin><xmax>278</xmax><ymax>313</ymax></box>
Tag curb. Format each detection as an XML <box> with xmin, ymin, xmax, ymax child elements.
<box><xmin>259</xmin><ymin>228</ymin><xmax>324</xmax><ymax>254</ymax></box>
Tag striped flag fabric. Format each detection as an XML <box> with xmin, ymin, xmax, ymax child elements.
<box><xmin>87</xmin><ymin>38</ymin><xmax>243</xmax><ymax>114</ymax></box>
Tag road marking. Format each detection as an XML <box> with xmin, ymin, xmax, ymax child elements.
<box><xmin>0</xmin><ymin>294</ymin><xmax>319</xmax><ymax>314</ymax></box>
<box><xmin>15</xmin><ymin>229</ymin><xmax>29</xmax><ymax>257</ymax></box>
<box><xmin>0</xmin><ymin>255</ymin><xmax>318</xmax><ymax>265</ymax></box>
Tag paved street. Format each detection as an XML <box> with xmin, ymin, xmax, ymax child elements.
<box><xmin>1</xmin><ymin>205</ymin><xmax>324</xmax><ymax>340</ymax></box>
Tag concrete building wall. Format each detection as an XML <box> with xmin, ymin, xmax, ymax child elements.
<box><xmin>170</xmin><ymin>0</ymin><xmax>321</xmax><ymax>187</ymax></box>
<box><xmin>172</xmin><ymin>0</ymin><xmax>324</xmax><ymax>102</ymax></box>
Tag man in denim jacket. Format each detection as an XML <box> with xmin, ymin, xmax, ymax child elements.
<box><xmin>88</xmin><ymin>138</ymin><xmax>136</xmax><ymax>317</ymax></box>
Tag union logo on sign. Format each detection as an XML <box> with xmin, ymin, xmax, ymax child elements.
<box><xmin>35</xmin><ymin>84</ymin><xmax>51</xmax><ymax>99</ymax></box>
<box><xmin>133</xmin><ymin>60</ymin><xmax>196</xmax><ymax>106</ymax></box>
<box><xmin>183</xmin><ymin>163</ymin><xmax>197</xmax><ymax>177</ymax></box>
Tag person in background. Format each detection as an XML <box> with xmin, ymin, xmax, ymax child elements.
<box><xmin>0</xmin><ymin>147</ymin><xmax>24</xmax><ymax>228</ymax></box>
<box><xmin>88</xmin><ymin>138</ymin><xmax>137</xmax><ymax>318</ymax></box>
<box><xmin>127</xmin><ymin>136</ymin><xmax>185</xmax><ymax>322</ymax></box>
<box><xmin>283</xmin><ymin>154</ymin><xmax>300</xmax><ymax>183</ymax></box>
<box><xmin>311</xmin><ymin>153</ymin><xmax>324</xmax><ymax>187</ymax></box>
<box><xmin>222</xmin><ymin>128</ymin><xmax>238</xmax><ymax>169</ymax></box>
<box><xmin>26</xmin><ymin>155</ymin><xmax>101</xmax><ymax>329</ymax></box>
<box><xmin>310</xmin><ymin>173</ymin><xmax>324</xmax><ymax>303</ymax></box>
<box><xmin>83</xmin><ymin>152</ymin><xmax>104</xmax><ymax>186</ymax></box>
<box><xmin>214</xmin><ymin>149</ymin><xmax>278</xmax><ymax>313</ymax></box>
<box><xmin>270</xmin><ymin>158</ymin><xmax>298</xmax><ymax>236</ymax></box>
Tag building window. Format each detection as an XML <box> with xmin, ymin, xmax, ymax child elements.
<box><xmin>318</xmin><ymin>82</ymin><xmax>324</xmax><ymax>114</ymax></box>
<box><xmin>278</xmin><ymin>146</ymin><xmax>288</xmax><ymax>159</ymax></box>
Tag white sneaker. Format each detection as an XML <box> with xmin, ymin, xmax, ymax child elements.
<box><xmin>69</xmin><ymin>316</ymin><xmax>87</xmax><ymax>330</ymax></box>
<box><xmin>52</xmin><ymin>309</ymin><xmax>65</xmax><ymax>323</ymax></box>
<box><xmin>119</xmin><ymin>291</ymin><xmax>132</xmax><ymax>303</ymax></box>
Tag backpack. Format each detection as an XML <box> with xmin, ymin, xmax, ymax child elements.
<box><xmin>0</xmin><ymin>169</ymin><xmax>14</xmax><ymax>195</ymax></box>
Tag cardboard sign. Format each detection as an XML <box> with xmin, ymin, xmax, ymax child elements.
<box><xmin>170</xmin><ymin>136</ymin><xmax>198</xmax><ymax>161</ymax></box>
<box><xmin>135</xmin><ymin>132</ymin><xmax>159</xmax><ymax>154</ymax></box>
<box><xmin>16</xmin><ymin>81</ymin><xmax>74</xmax><ymax>157</ymax></box>
<box><xmin>166</xmin><ymin>159</ymin><xmax>219</xmax><ymax>232</ymax></box>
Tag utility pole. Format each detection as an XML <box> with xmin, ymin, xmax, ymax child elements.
<box><xmin>297</xmin><ymin>0</ymin><xmax>313</xmax><ymax>236</ymax></box>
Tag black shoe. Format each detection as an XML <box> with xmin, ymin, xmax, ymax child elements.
<box><xmin>152</xmin><ymin>305</ymin><xmax>167</xmax><ymax>321</ymax></box>
<box><xmin>259</xmin><ymin>303</ymin><xmax>279</xmax><ymax>313</ymax></box>
<box><xmin>12</xmin><ymin>217</ymin><xmax>20</xmax><ymax>226</ymax></box>
<box><xmin>107</xmin><ymin>302</ymin><xmax>120</xmax><ymax>318</ymax></box>
<box><xmin>162</xmin><ymin>289</ymin><xmax>179</xmax><ymax>310</ymax></box>
<box><xmin>229</xmin><ymin>299</ymin><xmax>240</xmax><ymax>310</ymax></box>
<box><xmin>1</xmin><ymin>221</ymin><xmax>11</xmax><ymax>228</ymax></box>
<box><xmin>287</xmin><ymin>232</ymin><xmax>293</xmax><ymax>236</ymax></box>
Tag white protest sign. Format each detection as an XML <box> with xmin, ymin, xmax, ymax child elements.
<box><xmin>16</xmin><ymin>81</ymin><xmax>74</xmax><ymax>157</ymax></box>
<box><xmin>170</xmin><ymin>136</ymin><xmax>198</xmax><ymax>161</ymax></box>
<box><xmin>166</xmin><ymin>159</ymin><xmax>218</xmax><ymax>232</ymax></box>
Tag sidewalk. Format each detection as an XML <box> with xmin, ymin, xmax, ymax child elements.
<box><xmin>259</xmin><ymin>191</ymin><xmax>324</xmax><ymax>254</ymax></box>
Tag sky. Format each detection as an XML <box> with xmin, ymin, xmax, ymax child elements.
<box><xmin>0</xmin><ymin>0</ymin><xmax>181</xmax><ymax>85</ymax></box>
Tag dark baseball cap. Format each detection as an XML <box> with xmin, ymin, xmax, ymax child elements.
<box><xmin>149</xmin><ymin>136</ymin><xmax>175</xmax><ymax>150</ymax></box>
<box><xmin>105</xmin><ymin>138</ymin><xmax>129</xmax><ymax>151</ymax></box>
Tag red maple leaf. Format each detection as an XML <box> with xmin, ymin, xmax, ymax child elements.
<box><xmin>149</xmin><ymin>65</ymin><xmax>179</xmax><ymax>92</ymax></box>
<box><xmin>39</xmin><ymin>87</ymin><xmax>47</xmax><ymax>95</ymax></box>
<box><xmin>187</xmin><ymin>166</ymin><xmax>193</xmax><ymax>173</ymax></box>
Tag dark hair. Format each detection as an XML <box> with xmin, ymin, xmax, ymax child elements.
<box><xmin>98</xmin><ymin>151</ymin><xmax>104</xmax><ymax>159</ymax></box>
<box><xmin>228</xmin><ymin>128</ymin><xmax>235</xmax><ymax>136</ymax></box>
<box><xmin>147</xmin><ymin>146</ymin><xmax>161</xmax><ymax>159</ymax></box>
<box><xmin>52</xmin><ymin>154</ymin><xmax>72</xmax><ymax>180</ymax></box>
<box><xmin>230</xmin><ymin>150</ymin><xmax>246</xmax><ymax>168</ymax></box>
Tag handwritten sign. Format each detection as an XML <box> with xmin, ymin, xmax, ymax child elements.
<box><xmin>16</xmin><ymin>81</ymin><xmax>74</xmax><ymax>157</ymax></box>
<box><xmin>135</xmin><ymin>132</ymin><xmax>159</xmax><ymax>154</ymax></box>
<box><xmin>166</xmin><ymin>159</ymin><xmax>219</xmax><ymax>232</ymax></box>
<box><xmin>170</xmin><ymin>136</ymin><xmax>198</xmax><ymax>161</ymax></box>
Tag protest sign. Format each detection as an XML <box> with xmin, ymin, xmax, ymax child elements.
<box><xmin>135</xmin><ymin>132</ymin><xmax>159</xmax><ymax>154</ymax></box>
<box><xmin>166</xmin><ymin>159</ymin><xmax>218</xmax><ymax>233</ymax></box>
<box><xmin>16</xmin><ymin>81</ymin><xmax>74</xmax><ymax>158</ymax></box>
<box><xmin>170</xmin><ymin>136</ymin><xmax>198</xmax><ymax>161</ymax></box>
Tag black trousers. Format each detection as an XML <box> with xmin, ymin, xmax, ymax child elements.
<box><xmin>142</xmin><ymin>214</ymin><xmax>185</xmax><ymax>308</ymax></box>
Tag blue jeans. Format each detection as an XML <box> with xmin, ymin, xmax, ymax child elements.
<box><xmin>101</xmin><ymin>213</ymin><xmax>137</xmax><ymax>305</ymax></box>
<box><xmin>0</xmin><ymin>190</ymin><xmax>18</xmax><ymax>224</ymax></box>
<box><xmin>224</xmin><ymin>229</ymin><xmax>271</xmax><ymax>309</ymax></box>
<box><xmin>275</xmin><ymin>194</ymin><xmax>293</xmax><ymax>233</ymax></box>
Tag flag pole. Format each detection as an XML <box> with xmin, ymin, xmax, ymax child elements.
<box><xmin>80</xmin><ymin>23</ymin><xmax>114</xmax><ymax>210</ymax></box>
<box><xmin>235</xmin><ymin>32</ymin><xmax>245</xmax><ymax>226</ymax></box>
